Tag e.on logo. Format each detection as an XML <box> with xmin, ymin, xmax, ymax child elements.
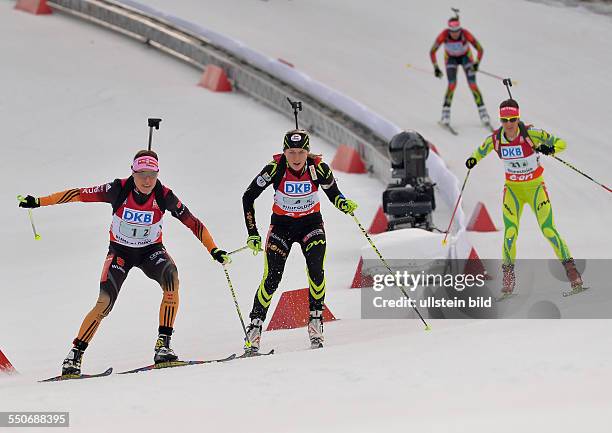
<box><xmin>122</xmin><ymin>208</ymin><xmax>154</xmax><ymax>224</ymax></box>
<box><xmin>501</xmin><ymin>146</ymin><xmax>524</xmax><ymax>159</ymax></box>
<box><xmin>284</xmin><ymin>181</ymin><xmax>312</xmax><ymax>196</ymax></box>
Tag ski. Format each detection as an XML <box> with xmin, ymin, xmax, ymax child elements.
<box><xmin>40</xmin><ymin>367</ymin><xmax>113</xmax><ymax>383</ymax></box>
<box><xmin>495</xmin><ymin>293</ymin><xmax>517</xmax><ymax>302</ymax></box>
<box><xmin>562</xmin><ymin>286</ymin><xmax>589</xmax><ymax>297</ymax></box>
<box><xmin>117</xmin><ymin>354</ymin><xmax>237</xmax><ymax>375</ymax></box>
<box><xmin>235</xmin><ymin>349</ymin><xmax>275</xmax><ymax>360</ymax></box>
<box><xmin>438</xmin><ymin>121</ymin><xmax>458</xmax><ymax>135</ymax></box>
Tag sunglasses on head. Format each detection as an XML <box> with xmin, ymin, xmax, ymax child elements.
<box><xmin>500</xmin><ymin>117</ymin><xmax>519</xmax><ymax>123</ymax></box>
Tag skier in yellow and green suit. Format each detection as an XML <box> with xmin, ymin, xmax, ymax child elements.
<box><xmin>464</xmin><ymin>98</ymin><xmax>583</xmax><ymax>295</ymax></box>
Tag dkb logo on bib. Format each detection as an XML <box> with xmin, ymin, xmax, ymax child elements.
<box><xmin>284</xmin><ymin>181</ymin><xmax>312</xmax><ymax>196</ymax></box>
<box><xmin>122</xmin><ymin>208</ymin><xmax>154</xmax><ymax>224</ymax></box>
<box><xmin>501</xmin><ymin>146</ymin><xmax>524</xmax><ymax>159</ymax></box>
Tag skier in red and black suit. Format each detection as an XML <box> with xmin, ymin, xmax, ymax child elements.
<box><xmin>18</xmin><ymin>150</ymin><xmax>231</xmax><ymax>376</ymax></box>
<box><xmin>242</xmin><ymin>130</ymin><xmax>358</xmax><ymax>352</ymax></box>
<box><xmin>430</xmin><ymin>16</ymin><xmax>490</xmax><ymax>127</ymax></box>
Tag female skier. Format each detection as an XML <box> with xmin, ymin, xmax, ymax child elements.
<box><xmin>19</xmin><ymin>150</ymin><xmax>230</xmax><ymax>375</ymax></box>
<box><xmin>465</xmin><ymin>99</ymin><xmax>583</xmax><ymax>296</ymax></box>
<box><xmin>241</xmin><ymin>129</ymin><xmax>358</xmax><ymax>352</ymax></box>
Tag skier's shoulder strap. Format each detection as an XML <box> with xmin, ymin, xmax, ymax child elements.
<box><xmin>112</xmin><ymin>177</ymin><xmax>134</xmax><ymax>213</ymax></box>
<box><xmin>272</xmin><ymin>153</ymin><xmax>287</xmax><ymax>190</ymax></box>
<box><xmin>492</xmin><ymin>128</ymin><xmax>503</xmax><ymax>157</ymax></box>
<box><xmin>153</xmin><ymin>180</ymin><xmax>167</xmax><ymax>213</ymax></box>
<box><xmin>518</xmin><ymin>121</ymin><xmax>530</xmax><ymax>137</ymax></box>
<box><xmin>306</xmin><ymin>154</ymin><xmax>324</xmax><ymax>184</ymax></box>
<box><xmin>518</xmin><ymin>122</ymin><xmax>536</xmax><ymax>148</ymax></box>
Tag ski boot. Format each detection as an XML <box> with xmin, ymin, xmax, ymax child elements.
<box><xmin>308</xmin><ymin>310</ymin><xmax>324</xmax><ymax>349</ymax></box>
<box><xmin>562</xmin><ymin>258</ymin><xmax>584</xmax><ymax>290</ymax></box>
<box><xmin>440</xmin><ymin>106</ymin><xmax>451</xmax><ymax>126</ymax></box>
<box><xmin>154</xmin><ymin>332</ymin><xmax>178</xmax><ymax>364</ymax></box>
<box><xmin>62</xmin><ymin>338</ymin><xmax>89</xmax><ymax>376</ymax></box>
<box><xmin>478</xmin><ymin>106</ymin><xmax>491</xmax><ymax>127</ymax></box>
<box><xmin>244</xmin><ymin>318</ymin><xmax>263</xmax><ymax>356</ymax></box>
<box><xmin>501</xmin><ymin>263</ymin><xmax>516</xmax><ymax>294</ymax></box>
<box><xmin>62</xmin><ymin>347</ymin><xmax>85</xmax><ymax>376</ymax></box>
<box><xmin>62</xmin><ymin>339</ymin><xmax>88</xmax><ymax>376</ymax></box>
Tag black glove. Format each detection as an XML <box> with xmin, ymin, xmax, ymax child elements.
<box><xmin>537</xmin><ymin>143</ymin><xmax>555</xmax><ymax>155</ymax></box>
<box><xmin>18</xmin><ymin>195</ymin><xmax>40</xmax><ymax>208</ymax></box>
<box><xmin>211</xmin><ymin>248</ymin><xmax>231</xmax><ymax>265</ymax></box>
<box><xmin>434</xmin><ymin>65</ymin><xmax>443</xmax><ymax>78</ymax></box>
<box><xmin>472</xmin><ymin>61</ymin><xmax>479</xmax><ymax>72</ymax></box>
<box><xmin>465</xmin><ymin>157</ymin><xmax>478</xmax><ymax>169</ymax></box>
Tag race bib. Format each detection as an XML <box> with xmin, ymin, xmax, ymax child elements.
<box><xmin>445</xmin><ymin>41</ymin><xmax>467</xmax><ymax>56</ymax></box>
<box><xmin>111</xmin><ymin>209</ymin><xmax>163</xmax><ymax>247</ymax></box>
<box><xmin>118</xmin><ymin>220</ymin><xmax>152</xmax><ymax>239</ymax></box>
<box><xmin>503</xmin><ymin>153</ymin><xmax>539</xmax><ymax>176</ymax></box>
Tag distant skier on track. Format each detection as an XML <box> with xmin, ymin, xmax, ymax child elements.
<box><xmin>464</xmin><ymin>99</ymin><xmax>584</xmax><ymax>297</ymax></box>
<box><xmin>242</xmin><ymin>128</ymin><xmax>358</xmax><ymax>353</ymax></box>
<box><xmin>430</xmin><ymin>10</ymin><xmax>490</xmax><ymax>130</ymax></box>
<box><xmin>18</xmin><ymin>150</ymin><xmax>231</xmax><ymax>376</ymax></box>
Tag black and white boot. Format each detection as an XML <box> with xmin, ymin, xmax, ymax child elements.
<box><xmin>440</xmin><ymin>106</ymin><xmax>451</xmax><ymax>126</ymax></box>
<box><xmin>154</xmin><ymin>332</ymin><xmax>178</xmax><ymax>364</ymax></box>
<box><xmin>478</xmin><ymin>106</ymin><xmax>491</xmax><ymax>127</ymax></box>
<box><xmin>62</xmin><ymin>347</ymin><xmax>84</xmax><ymax>376</ymax></box>
<box><xmin>244</xmin><ymin>318</ymin><xmax>263</xmax><ymax>355</ymax></box>
<box><xmin>308</xmin><ymin>310</ymin><xmax>324</xmax><ymax>349</ymax></box>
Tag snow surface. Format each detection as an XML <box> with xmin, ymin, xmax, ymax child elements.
<box><xmin>1</xmin><ymin>1</ymin><xmax>611</xmax><ymax>432</ymax></box>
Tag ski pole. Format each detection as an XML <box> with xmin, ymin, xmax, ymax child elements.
<box><xmin>228</xmin><ymin>245</ymin><xmax>249</xmax><ymax>256</ymax></box>
<box><xmin>442</xmin><ymin>170</ymin><xmax>471</xmax><ymax>245</ymax></box>
<box><xmin>479</xmin><ymin>70</ymin><xmax>518</xmax><ymax>85</ymax></box>
<box><xmin>222</xmin><ymin>264</ymin><xmax>252</xmax><ymax>347</ymax></box>
<box><xmin>549</xmin><ymin>155</ymin><xmax>611</xmax><ymax>193</ymax></box>
<box><xmin>349</xmin><ymin>212</ymin><xmax>431</xmax><ymax>331</ymax></box>
<box><xmin>405</xmin><ymin>63</ymin><xmax>437</xmax><ymax>75</ymax></box>
<box><xmin>17</xmin><ymin>195</ymin><xmax>41</xmax><ymax>240</ymax></box>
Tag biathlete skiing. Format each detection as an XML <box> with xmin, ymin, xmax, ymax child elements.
<box><xmin>241</xmin><ymin>100</ymin><xmax>358</xmax><ymax>353</ymax></box>
<box><xmin>465</xmin><ymin>98</ymin><xmax>584</xmax><ymax>298</ymax></box>
<box><xmin>18</xmin><ymin>150</ymin><xmax>231</xmax><ymax>375</ymax></box>
<box><xmin>430</xmin><ymin>10</ymin><xmax>491</xmax><ymax>130</ymax></box>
